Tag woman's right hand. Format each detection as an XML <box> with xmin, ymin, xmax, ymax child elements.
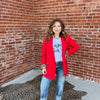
<box><xmin>42</xmin><ymin>68</ymin><xmax>47</xmax><ymax>74</ymax></box>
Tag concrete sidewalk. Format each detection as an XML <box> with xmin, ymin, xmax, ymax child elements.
<box><xmin>66</xmin><ymin>76</ymin><xmax>100</xmax><ymax>100</ymax></box>
<box><xmin>2</xmin><ymin>69</ymin><xmax>100</xmax><ymax>100</ymax></box>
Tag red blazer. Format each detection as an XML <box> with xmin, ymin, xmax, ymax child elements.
<box><xmin>41</xmin><ymin>35</ymin><xmax>80</xmax><ymax>80</ymax></box>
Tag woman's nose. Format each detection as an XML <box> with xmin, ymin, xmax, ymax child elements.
<box><xmin>55</xmin><ymin>27</ymin><xmax>59</xmax><ymax>29</ymax></box>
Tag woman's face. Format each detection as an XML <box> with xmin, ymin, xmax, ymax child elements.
<box><xmin>52</xmin><ymin>22</ymin><xmax>61</xmax><ymax>35</ymax></box>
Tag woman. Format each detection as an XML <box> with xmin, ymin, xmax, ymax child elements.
<box><xmin>40</xmin><ymin>19</ymin><xmax>80</xmax><ymax>100</ymax></box>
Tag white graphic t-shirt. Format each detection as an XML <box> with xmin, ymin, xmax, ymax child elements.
<box><xmin>53</xmin><ymin>35</ymin><xmax>62</xmax><ymax>62</ymax></box>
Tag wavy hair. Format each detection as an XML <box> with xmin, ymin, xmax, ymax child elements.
<box><xmin>45</xmin><ymin>19</ymin><xmax>68</xmax><ymax>42</ymax></box>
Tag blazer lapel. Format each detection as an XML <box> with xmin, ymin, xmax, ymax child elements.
<box><xmin>50</xmin><ymin>36</ymin><xmax>56</xmax><ymax>61</ymax></box>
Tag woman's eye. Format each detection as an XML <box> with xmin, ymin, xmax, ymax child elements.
<box><xmin>53</xmin><ymin>25</ymin><xmax>61</xmax><ymax>28</ymax></box>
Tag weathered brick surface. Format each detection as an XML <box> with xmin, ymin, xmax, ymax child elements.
<box><xmin>0</xmin><ymin>0</ymin><xmax>34</xmax><ymax>85</ymax></box>
<box><xmin>0</xmin><ymin>0</ymin><xmax>100</xmax><ymax>85</ymax></box>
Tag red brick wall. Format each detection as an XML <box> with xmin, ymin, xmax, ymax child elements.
<box><xmin>0</xmin><ymin>0</ymin><xmax>34</xmax><ymax>85</ymax></box>
<box><xmin>0</xmin><ymin>0</ymin><xmax>100</xmax><ymax>86</ymax></box>
<box><xmin>33</xmin><ymin>0</ymin><xmax>100</xmax><ymax>83</ymax></box>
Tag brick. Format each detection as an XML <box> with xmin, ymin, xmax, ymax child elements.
<box><xmin>67</xmin><ymin>1</ymin><xmax>74</xmax><ymax>4</ymax></box>
<box><xmin>83</xmin><ymin>0</ymin><xmax>92</xmax><ymax>2</ymax></box>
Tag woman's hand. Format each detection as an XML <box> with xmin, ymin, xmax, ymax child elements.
<box><xmin>65</xmin><ymin>55</ymin><xmax>67</xmax><ymax>58</ymax></box>
<box><xmin>65</xmin><ymin>50</ymin><xmax>68</xmax><ymax>58</ymax></box>
<box><xmin>42</xmin><ymin>68</ymin><xmax>47</xmax><ymax>74</ymax></box>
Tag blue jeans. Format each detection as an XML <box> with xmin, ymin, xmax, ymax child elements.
<box><xmin>40</xmin><ymin>61</ymin><xmax>65</xmax><ymax>100</ymax></box>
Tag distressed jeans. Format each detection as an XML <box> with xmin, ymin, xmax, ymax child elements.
<box><xmin>40</xmin><ymin>61</ymin><xmax>65</xmax><ymax>100</ymax></box>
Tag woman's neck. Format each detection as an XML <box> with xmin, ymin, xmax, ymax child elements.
<box><xmin>54</xmin><ymin>34</ymin><xmax>60</xmax><ymax>39</ymax></box>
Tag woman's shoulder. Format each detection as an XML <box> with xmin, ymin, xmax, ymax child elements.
<box><xmin>66</xmin><ymin>35</ymin><xmax>72</xmax><ymax>39</ymax></box>
<box><xmin>63</xmin><ymin>34</ymin><xmax>70</xmax><ymax>41</ymax></box>
<box><xmin>67</xmin><ymin>34</ymin><xmax>71</xmax><ymax>38</ymax></box>
<box><xmin>43</xmin><ymin>35</ymin><xmax>53</xmax><ymax>42</ymax></box>
<box><xmin>64</xmin><ymin>35</ymin><xmax>74</xmax><ymax>42</ymax></box>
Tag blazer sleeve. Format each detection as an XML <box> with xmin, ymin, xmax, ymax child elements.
<box><xmin>41</xmin><ymin>39</ymin><xmax>47</xmax><ymax>65</ymax></box>
<box><xmin>67</xmin><ymin>35</ymin><xmax>80</xmax><ymax>56</ymax></box>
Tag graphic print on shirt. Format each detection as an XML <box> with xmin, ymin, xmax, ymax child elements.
<box><xmin>53</xmin><ymin>43</ymin><xmax>62</xmax><ymax>53</ymax></box>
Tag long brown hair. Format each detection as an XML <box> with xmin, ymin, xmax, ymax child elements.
<box><xmin>45</xmin><ymin>19</ymin><xmax>68</xmax><ymax>42</ymax></box>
